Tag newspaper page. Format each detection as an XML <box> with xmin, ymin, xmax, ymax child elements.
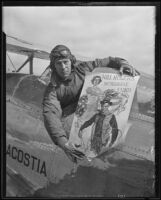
<box><xmin>69</xmin><ymin>69</ymin><xmax>140</xmax><ymax>160</ymax></box>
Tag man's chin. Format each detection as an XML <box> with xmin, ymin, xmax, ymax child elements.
<box><xmin>62</xmin><ymin>74</ymin><xmax>70</xmax><ymax>79</ymax></box>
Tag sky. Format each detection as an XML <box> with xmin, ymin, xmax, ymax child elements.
<box><xmin>3</xmin><ymin>6</ymin><xmax>155</xmax><ymax>75</ymax></box>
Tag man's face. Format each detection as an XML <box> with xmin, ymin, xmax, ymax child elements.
<box><xmin>93</xmin><ymin>78</ymin><xmax>100</xmax><ymax>86</ymax></box>
<box><xmin>55</xmin><ymin>58</ymin><xmax>72</xmax><ymax>79</ymax></box>
<box><xmin>101</xmin><ymin>102</ymin><xmax>111</xmax><ymax>115</ymax></box>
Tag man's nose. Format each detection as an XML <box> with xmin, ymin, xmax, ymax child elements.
<box><xmin>61</xmin><ymin>62</ymin><xmax>66</xmax><ymax>69</ymax></box>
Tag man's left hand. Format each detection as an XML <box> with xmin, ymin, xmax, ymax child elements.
<box><xmin>120</xmin><ymin>64</ymin><xmax>137</xmax><ymax>76</ymax></box>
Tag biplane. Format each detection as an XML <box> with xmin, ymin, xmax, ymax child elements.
<box><xmin>5</xmin><ymin>33</ymin><xmax>155</xmax><ymax>197</ymax></box>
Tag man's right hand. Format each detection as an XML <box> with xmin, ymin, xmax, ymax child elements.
<box><xmin>63</xmin><ymin>142</ymin><xmax>85</xmax><ymax>163</ymax></box>
<box><xmin>58</xmin><ymin>136</ymin><xmax>85</xmax><ymax>163</ymax></box>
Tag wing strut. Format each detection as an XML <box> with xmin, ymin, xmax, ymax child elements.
<box><xmin>16</xmin><ymin>53</ymin><xmax>34</xmax><ymax>74</ymax></box>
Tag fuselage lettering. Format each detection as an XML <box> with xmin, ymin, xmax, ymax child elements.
<box><xmin>17</xmin><ymin>149</ymin><xmax>23</xmax><ymax>163</ymax></box>
<box><xmin>6</xmin><ymin>144</ymin><xmax>47</xmax><ymax>177</ymax></box>
<box><xmin>12</xmin><ymin>146</ymin><xmax>17</xmax><ymax>159</ymax></box>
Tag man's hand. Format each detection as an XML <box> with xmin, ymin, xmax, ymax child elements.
<box><xmin>57</xmin><ymin>136</ymin><xmax>85</xmax><ymax>163</ymax></box>
<box><xmin>120</xmin><ymin>64</ymin><xmax>136</xmax><ymax>76</ymax></box>
<box><xmin>115</xmin><ymin>57</ymin><xmax>139</xmax><ymax>76</ymax></box>
<box><xmin>63</xmin><ymin>142</ymin><xmax>85</xmax><ymax>163</ymax></box>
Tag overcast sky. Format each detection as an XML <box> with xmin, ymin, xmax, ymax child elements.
<box><xmin>3</xmin><ymin>6</ymin><xmax>155</xmax><ymax>75</ymax></box>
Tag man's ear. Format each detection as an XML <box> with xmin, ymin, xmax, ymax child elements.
<box><xmin>71</xmin><ymin>55</ymin><xmax>76</xmax><ymax>64</ymax></box>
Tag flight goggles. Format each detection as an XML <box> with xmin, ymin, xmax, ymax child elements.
<box><xmin>50</xmin><ymin>49</ymin><xmax>72</xmax><ymax>62</ymax></box>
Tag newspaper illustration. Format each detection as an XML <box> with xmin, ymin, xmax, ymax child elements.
<box><xmin>69</xmin><ymin>68</ymin><xmax>140</xmax><ymax>160</ymax></box>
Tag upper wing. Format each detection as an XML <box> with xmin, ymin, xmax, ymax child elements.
<box><xmin>6</xmin><ymin>35</ymin><xmax>50</xmax><ymax>60</ymax></box>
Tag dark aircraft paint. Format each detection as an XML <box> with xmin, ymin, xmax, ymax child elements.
<box><xmin>6</xmin><ymin>144</ymin><xmax>47</xmax><ymax>177</ymax></box>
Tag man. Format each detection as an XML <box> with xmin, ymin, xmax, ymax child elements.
<box><xmin>42</xmin><ymin>45</ymin><xmax>138</xmax><ymax>163</ymax></box>
<box><xmin>78</xmin><ymin>98</ymin><xmax>119</xmax><ymax>156</ymax></box>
